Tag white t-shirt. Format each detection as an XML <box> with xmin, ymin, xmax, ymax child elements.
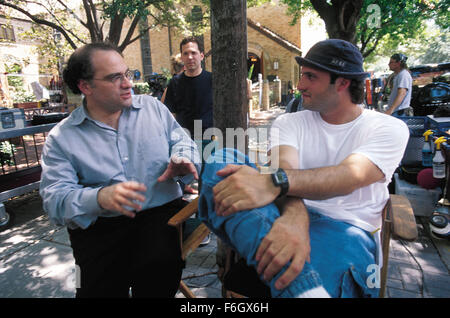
<box><xmin>270</xmin><ymin>109</ymin><xmax>409</xmax><ymax>262</ymax></box>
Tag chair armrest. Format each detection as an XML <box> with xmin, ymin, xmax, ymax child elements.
<box><xmin>182</xmin><ymin>223</ymin><xmax>210</xmax><ymax>259</ymax></box>
<box><xmin>389</xmin><ymin>194</ymin><xmax>418</xmax><ymax>241</ymax></box>
<box><xmin>168</xmin><ymin>197</ymin><xmax>199</xmax><ymax>227</ymax></box>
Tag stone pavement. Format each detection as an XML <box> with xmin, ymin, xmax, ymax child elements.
<box><xmin>385</xmin><ymin>217</ymin><xmax>450</xmax><ymax>298</ymax></box>
<box><xmin>0</xmin><ymin>201</ymin><xmax>449</xmax><ymax>298</ymax></box>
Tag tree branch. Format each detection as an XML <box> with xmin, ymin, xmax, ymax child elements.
<box><xmin>118</xmin><ymin>14</ymin><xmax>141</xmax><ymax>51</ymax></box>
<box><xmin>107</xmin><ymin>13</ymin><xmax>124</xmax><ymax>45</ymax></box>
<box><xmin>22</xmin><ymin>0</ymin><xmax>84</xmax><ymax>43</ymax></box>
<box><xmin>31</xmin><ymin>0</ymin><xmax>86</xmax><ymax>44</ymax></box>
<box><xmin>82</xmin><ymin>0</ymin><xmax>99</xmax><ymax>42</ymax></box>
<box><xmin>0</xmin><ymin>0</ymin><xmax>78</xmax><ymax>48</ymax></box>
<box><xmin>362</xmin><ymin>34</ymin><xmax>382</xmax><ymax>58</ymax></box>
<box><xmin>88</xmin><ymin>0</ymin><xmax>99</xmax><ymax>28</ymax></box>
<box><xmin>56</xmin><ymin>0</ymin><xmax>89</xmax><ymax>29</ymax></box>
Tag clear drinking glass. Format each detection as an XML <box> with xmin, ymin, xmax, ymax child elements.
<box><xmin>126</xmin><ymin>176</ymin><xmax>146</xmax><ymax>211</ymax></box>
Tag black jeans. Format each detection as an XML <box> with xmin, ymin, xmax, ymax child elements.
<box><xmin>68</xmin><ymin>198</ymin><xmax>186</xmax><ymax>298</ymax></box>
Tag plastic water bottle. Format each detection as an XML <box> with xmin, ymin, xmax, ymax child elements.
<box><xmin>422</xmin><ymin>130</ymin><xmax>433</xmax><ymax>167</ymax></box>
<box><xmin>433</xmin><ymin>137</ymin><xmax>446</xmax><ymax>179</ymax></box>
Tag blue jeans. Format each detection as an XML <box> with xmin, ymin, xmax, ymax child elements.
<box><xmin>198</xmin><ymin>148</ymin><xmax>379</xmax><ymax>298</ymax></box>
<box><xmin>392</xmin><ymin>108</ymin><xmax>409</xmax><ymax>117</ymax></box>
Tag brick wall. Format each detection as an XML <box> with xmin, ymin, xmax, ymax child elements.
<box><xmin>247</xmin><ymin>0</ymin><xmax>300</xmax><ymax>47</ymax></box>
<box><xmin>123</xmin><ymin>0</ymin><xmax>301</xmax><ymax>96</ymax></box>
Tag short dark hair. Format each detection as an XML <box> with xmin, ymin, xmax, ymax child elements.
<box><xmin>329</xmin><ymin>73</ymin><xmax>365</xmax><ymax>104</ymax></box>
<box><xmin>348</xmin><ymin>79</ymin><xmax>365</xmax><ymax>104</ymax></box>
<box><xmin>179</xmin><ymin>36</ymin><xmax>204</xmax><ymax>53</ymax></box>
<box><xmin>63</xmin><ymin>42</ymin><xmax>122</xmax><ymax>94</ymax></box>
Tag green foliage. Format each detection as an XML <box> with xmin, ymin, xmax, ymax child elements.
<box><xmin>102</xmin><ymin>0</ymin><xmax>152</xmax><ymax>19</ymax></box>
<box><xmin>280</xmin><ymin>0</ymin><xmax>449</xmax><ymax>62</ymax></box>
<box><xmin>280</xmin><ymin>0</ymin><xmax>313</xmax><ymax>25</ymax></box>
<box><xmin>0</xmin><ymin>141</ymin><xmax>15</xmax><ymax>166</ymax></box>
<box><xmin>4</xmin><ymin>63</ymin><xmax>35</xmax><ymax>103</ymax></box>
<box><xmin>0</xmin><ymin>0</ymin><xmax>194</xmax><ymax>51</ymax></box>
<box><xmin>133</xmin><ymin>82</ymin><xmax>150</xmax><ymax>95</ymax></box>
<box><xmin>365</xmin><ymin>20</ymin><xmax>449</xmax><ymax>71</ymax></box>
<box><xmin>433</xmin><ymin>0</ymin><xmax>450</xmax><ymax>32</ymax></box>
<box><xmin>20</xmin><ymin>24</ymin><xmax>81</xmax><ymax>75</ymax></box>
<box><xmin>357</xmin><ymin>0</ymin><xmax>436</xmax><ymax>57</ymax></box>
<box><xmin>418</xmin><ymin>31</ymin><xmax>450</xmax><ymax>64</ymax></box>
<box><xmin>360</xmin><ymin>0</ymin><xmax>449</xmax><ymax>70</ymax></box>
<box><xmin>160</xmin><ymin>67</ymin><xmax>172</xmax><ymax>84</ymax></box>
<box><xmin>248</xmin><ymin>64</ymin><xmax>254</xmax><ymax>79</ymax></box>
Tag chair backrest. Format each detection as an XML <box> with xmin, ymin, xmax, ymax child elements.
<box><xmin>379</xmin><ymin>198</ymin><xmax>392</xmax><ymax>298</ymax></box>
<box><xmin>379</xmin><ymin>194</ymin><xmax>418</xmax><ymax>298</ymax></box>
<box><xmin>167</xmin><ymin>197</ymin><xmax>211</xmax><ymax>298</ymax></box>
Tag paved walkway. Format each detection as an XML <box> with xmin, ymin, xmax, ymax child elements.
<box><xmin>0</xmin><ymin>200</ymin><xmax>449</xmax><ymax>298</ymax></box>
<box><xmin>0</xmin><ymin>210</ymin><xmax>223</xmax><ymax>298</ymax></box>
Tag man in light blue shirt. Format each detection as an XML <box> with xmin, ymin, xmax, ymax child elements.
<box><xmin>39</xmin><ymin>43</ymin><xmax>200</xmax><ymax>298</ymax></box>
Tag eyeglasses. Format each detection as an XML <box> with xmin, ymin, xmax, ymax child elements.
<box><xmin>92</xmin><ymin>70</ymin><xmax>134</xmax><ymax>84</ymax></box>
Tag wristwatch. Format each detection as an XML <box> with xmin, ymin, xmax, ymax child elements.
<box><xmin>271</xmin><ymin>168</ymin><xmax>289</xmax><ymax>198</ymax></box>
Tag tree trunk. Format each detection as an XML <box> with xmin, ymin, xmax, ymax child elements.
<box><xmin>210</xmin><ymin>0</ymin><xmax>249</xmax><ymax>152</ymax></box>
<box><xmin>210</xmin><ymin>0</ymin><xmax>248</xmax><ymax>288</ymax></box>
<box><xmin>311</xmin><ymin>0</ymin><xmax>363</xmax><ymax>44</ymax></box>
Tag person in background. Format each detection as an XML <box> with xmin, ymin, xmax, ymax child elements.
<box><xmin>161</xmin><ymin>53</ymin><xmax>184</xmax><ymax>104</ymax></box>
<box><xmin>285</xmin><ymin>95</ymin><xmax>303</xmax><ymax>113</ymax></box>
<box><xmin>385</xmin><ymin>53</ymin><xmax>413</xmax><ymax>116</ymax></box>
<box><xmin>163</xmin><ymin>36</ymin><xmax>214</xmax><ymax>245</ymax></box>
<box><xmin>285</xmin><ymin>80</ymin><xmax>303</xmax><ymax>113</ymax></box>
<box><xmin>163</xmin><ymin>36</ymin><xmax>213</xmax><ymax>138</ymax></box>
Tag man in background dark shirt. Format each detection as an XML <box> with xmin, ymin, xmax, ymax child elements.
<box><xmin>164</xmin><ymin>36</ymin><xmax>213</xmax><ymax>138</ymax></box>
<box><xmin>164</xmin><ymin>36</ymin><xmax>214</xmax><ymax>245</ymax></box>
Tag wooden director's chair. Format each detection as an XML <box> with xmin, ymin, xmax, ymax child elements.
<box><xmin>168</xmin><ymin>193</ymin><xmax>418</xmax><ymax>298</ymax></box>
<box><xmin>168</xmin><ymin>197</ymin><xmax>210</xmax><ymax>298</ymax></box>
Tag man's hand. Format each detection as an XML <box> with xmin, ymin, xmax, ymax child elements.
<box><xmin>255</xmin><ymin>207</ymin><xmax>310</xmax><ymax>290</ymax></box>
<box><xmin>213</xmin><ymin>164</ymin><xmax>280</xmax><ymax>216</ymax></box>
<box><xmin>384</xmin><ymin>107</ymin><xmax>394</xmax><ymax>115</ymax></box>
<box><xmin>97</xmin><ymin>181</ymin><xmax>147</xmax><ymax>218</ymax></box>
<box><xmin>385</xmin><ymin>87</ymin><xmax>407</xmax><ymax>115</ymax></box>
<box><xmin>158</xmin><ymin>155</ymin><xmax>199</xmax><ymax>182</ymax></box>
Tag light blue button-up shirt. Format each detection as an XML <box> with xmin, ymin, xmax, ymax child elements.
<box><xmin>39</xmin><ymin>95</ymin><xmax>200</xmax><ymax>230</ymax></box>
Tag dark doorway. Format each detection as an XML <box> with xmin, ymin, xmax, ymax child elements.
<box><xmin>247</xmin><ymin>53</ymin><xmax>261</xmax><ymax>83</ymax></box>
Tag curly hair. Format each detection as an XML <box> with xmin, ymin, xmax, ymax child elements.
<box><xmin>170</xmin><ymin>53</ymin><xmax>184</xmax><ymax>75</ymax></box>
<box><xmin>63</xmin><ymin>42</ymin><xmax>122</xmax><ymax>95</ymax></box>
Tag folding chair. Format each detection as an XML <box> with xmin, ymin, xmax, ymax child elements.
<box><xmin>168</xmin><ymin>197</ymin><xmax>210</xmax><ymax>298</ymax></box>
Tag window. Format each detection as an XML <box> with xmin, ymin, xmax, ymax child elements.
<box><xmin>0</xmin><ymin>24</ymin><xmax>15</xmax><ymax>42</ymax></box>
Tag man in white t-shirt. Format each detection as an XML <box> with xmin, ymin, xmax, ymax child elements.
<box><xmin>198</xmin><ymin>39</ymin><xmax>409</xmax><ymax>298</ymax></box>
<box><xmin>385</xmin><ymin>53</ymin><xmax>413</xmax><ymax>116</ymax></box>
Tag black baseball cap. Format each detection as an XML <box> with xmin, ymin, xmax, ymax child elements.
<box><xmin>295</xmin><ymin>39</ymin><xmax>369</xmax><ymax>79</ymax></box>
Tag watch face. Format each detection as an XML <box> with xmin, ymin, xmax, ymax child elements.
<box><xmin>275</xmin><ymin>170</ymin><xmax>287</xmax><ymax>184</ymax></box>
<box><xmin>272</xmin><ymin>168</ymin><xmax>289</xmax><ymax>197</ymax></box>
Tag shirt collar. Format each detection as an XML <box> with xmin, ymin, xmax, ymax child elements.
<box><xmin>68</xmin><ymin>96</ymin><xmax>142</xmax><ymax>126</ymax></box>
